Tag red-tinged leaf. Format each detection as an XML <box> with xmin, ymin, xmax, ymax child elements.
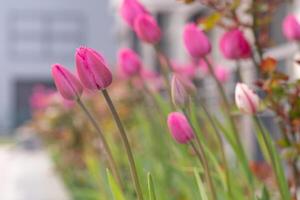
<box><xmin>260</xmin><ymin>57</ymin><xmax>277</xmax><ymax>73</ymax></box>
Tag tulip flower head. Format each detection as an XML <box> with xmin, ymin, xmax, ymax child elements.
<box><xmin>220</xmin><ymin>28</ymin><xmax>251</xmax><ymax>60</ymax></box>
<box><xmin>120</xmin><ymin>0</ymin><xmax>148</xmax><ymax>28</ymax></box>
<box><xmin>117</xmin><ymin>48</ymin><xmax>142</xmax><ymax>78</ymax></box>
<box><xmin>214</xmin><ymin>66</ymin><xmax>230</xmax><ymax>83</ymax></box>
<box><xmin>51</xmin><ymin>64</ymin><xmax>83</xmax><ymax>101</ymax></box>
<box><xmin>171</xmin><ymin>75</ymin><xmax>189</xmax><ymax>108</ymax></box>
<box><xmin>134</xmin><ymin>14</ymin><xmax>161</xmax><ymax>44</ymax></box>
<box><xmin>76</xmin><ymin>47</ymin><xmax>112</xmax><ymax>91</ymax></box>
<box><xmin>282</xmin><ymin>14</ymin><xmax>300</xmax><ymax>41</ymax></box>
<box><xmin>171</xmin><ymin>61</ymin><xmax>197</xmax><ymax>79</ymax></box>
<box><xmin>183</xmin><ymin>23</ymin><xmax>211</xmax><ymax>58</ymax></box>
<box><xmin>167</xmin><ymin>112</ymin><xmax>195</xmax><ymax>144</ymax></box>
<box><xmin>235</xmin><ymin>83</ymin><xmax>260</xmax><ymax>114</ymax></box>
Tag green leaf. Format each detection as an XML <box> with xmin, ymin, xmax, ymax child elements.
<box><xmin>256</xmin><ymin>186</ymin><xmax>270</xmax><ymax>200</ymax></box>
<box><xmin>199</xmin><ymin>12</ymin><xmax>222</xmax><ymax>31</ymax></box>
<box><xmin>254</xmin><ymin>117</ymin><xmax>291</xmax><ymax>200</ymax></box>
<box><xmin>193</xmin><ymin>168</ymin><xmax>209</xmax><ymax>200</ymax></box>
<box><xmin>147</xmin><ymin>173</ymin><xmax>157</xmax><ymax>200</ymax></box>
<box><xmin>106</xmin><ymin>169</ymin><xmax>126</xmax><ymax>200</ymax></box>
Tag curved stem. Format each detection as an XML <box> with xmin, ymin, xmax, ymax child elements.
<box><xmin>182</xmin><ymin>108</ymin><xmax>217</xmax><ymax>199</ymax></box>
<box><xmin>203</xmin><ymin>57</ymin><xmax>253</xmax><ymax>186</ymax></box>
<box><xmin>236</xmin><ymin>60</ymin><xmax>243</xmax><ymax>82</ymax></box>
<box><xmin>253</xmin><ymin>115</ymin><xmax>290</xmax><ymax>200</ymax></box>
<box><xmin>76</xmin><ymin>98</ymin><xmax>123</xmax><ymax>190</ymax></box>
<box><xmin>199</xmin><ymin>103</ymin><xmax>233</xmax><ymax>198</ymax></box>
<box><xmin>153</xmin><ymin>45</ymin><xmax>175</xmax><ymax>110</ymax></box>
<box><xmin>101</xmin><ymin>89</ymin><xmax>144</xmax><ymax>200</ymax></box>
<box><xmin>190</xmin><ymin>141</ymin><xmax>217</xmax><ymax>200</ymax></box>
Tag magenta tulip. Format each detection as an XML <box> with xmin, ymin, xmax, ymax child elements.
<box><xmin>120</xmin><ymin>0</ymin><xmax>148</xmax><ymax>28</ymax></box>
<box><xmin>117</xmin><ymin>48</ymin><xmax>142</xmax><ymax>77</ymax></box>
<box><xmin>171</xmin><ymin>61</ymin><xmax>197</xmax><ymax>79</ymax></box>
<box><xmin>51</xmin><ymin>64</ymin><xmax>83</xmax><ymax>101</ymax></box>
<box><xmin>76</xmin><ymin>47</ymin><xmax>112</xmax><ymax>90</ymax></box>
<box><xmin>183</xmin><ymin>23</ymin><xmax>211</xmax><ymax>58</ymax></box>
<box><xmin>235</xmin><ymin>83</ymin><xmax>260</xmax><ymax>114</ymax></box>
<box><xmin>282</xmin><ymin>14</ymin><xmax>300</xmax><ymax>41</ymax></box>
<box><xmin>220</xmin><ymin>29</ymin><xmax>251</xmax><ymax>59</ymax></box>
<box><xmin>134</xmin><ymin>14</ymin><xmax>161</xmax><ymax>44</ymax></box>
<box><xmin>214</xmin><ymin>66</ymin><xmax>230</xmax><ymax>83</ymax></box>
<box><xmin>167</xmin><ymin>112</ymin><xmax>195</xmax><ymax>144</ymax></box>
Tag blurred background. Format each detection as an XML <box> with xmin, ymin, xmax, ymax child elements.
<box><xmin>0</xmin><ymin>0</ymin><xmax>300</xmax><ymax>199</ymax></box>
<box><xmin>1</xmin><ymin>0</ymin><xmax>296</xmax><ymax>135</ymax></box>
<box><xmin>0</xmin><ymin>0</ymin><xmax>117</xmax><ymax>134</ymax></box>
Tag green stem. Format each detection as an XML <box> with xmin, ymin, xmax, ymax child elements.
<box><xmin>190</xmin><ymin>141</ymin><xmax>217</xmax><ymax>200</ymax></box>
<box><xmin>203</xmin><ymin>57</ymin><xmax>254</xmax><ymax>187</ymax></box>
<box><xmin>182</xmin><ymin>108</ymin><xmax>217</xmax><ymax>200</ymax></box>
<box><xmin>253</xmin><ymin>115</ymin><xmax>291</xmax><ymax>200</ymax></box>
<box><xmin>101</xmin><ymin>89</ymin><xmax>144</xmax><ymax>200</ymax></box>
<box><xmin>236</xmin><ymin>60</ymin><xmax>243</xmax><ymax>82</ymax></box>
<box><xmin>76</xmin><ymin>98</ymin><xmax>123</xmax><ymax>190</ymax></box>
<box><xmin>154</xmin><ymin>45</ymin><xmax>175</xmax><ymax>110</ymax></box>
<box><xmin>199</xmin><ymin>103</ymin><xmax>233</xmax><ymax>199</ymax></box>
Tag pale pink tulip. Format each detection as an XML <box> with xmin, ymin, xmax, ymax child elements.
<box><xmin>235</xmin><ymin>83</ymin><xmax>260</xmax><ymax>114</ymax></box>
<box><xmin>171</xmin><ymin>75</ymin><xmax>189</xmax><ymax>107</ymax></box>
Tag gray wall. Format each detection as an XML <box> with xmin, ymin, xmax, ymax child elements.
<box><xmin>0</xmin><ymin>0</ymin><xmax>117</xmax><ymax>133</ymax></box>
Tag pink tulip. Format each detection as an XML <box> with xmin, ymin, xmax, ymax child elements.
<box><xmin>76</xmin><ymin>47</ymin><xmax>112</xmax><ymax>90</ymax></box>
<box><xmin>117</xmin><ymin>48</ymin><xmax>142</xmax><ymax>78</ymax></box>
<box><xmin>235</xmin><ymin>83</ymin><xmax>260</xmax><ymax>114</ymax></box>
<box><xmin>51</xmin><ymin>64</ymin><xmax>83</xmax><ymax>101</ymax></box>
<box><xmin>167</xmin><ymin>112</ymin><xmax>195</xmax><ymax>144</ymax></box>
<box><xmin>282</xmin><ymin>14</ymin><xmax>300</xmax><ymax>41</ymax></box>
<box><xmin>134</xmin><ymin>14</ymin><xmax>161</xmax><ymax>44</ymax></box>
<box><xmin>214</xmin><ymin>66</ymin><xmax>230</xmax><ymax>83</ymax></box>
<box><xmin>120</xmin><ymin>0</ymin><xmax>148</xmax><ymax>28</ymax></box>
<box><xmin>171</xmin><ymin>61</ymin><xmax>197</xmax><ymax>79</ymax></box>
<box><xmin>30</xmin><ymin>85</ymin><xmax>56</xmax><ymax>110</ymax></box>
<box><xmin>183</xmin><ymin>23</ymin><xmax>211</xmax><ymax>58</ymax></box>
<box><xmin>220</xmin><ymin>29</ymin><xmax>251</xmax><ymax>60</ymax></box>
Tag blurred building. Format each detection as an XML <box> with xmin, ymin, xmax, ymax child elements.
<box><xmin>0</xmin><ymin>0</ymin><xmax>117</xmax><ymax>134</ymax></box>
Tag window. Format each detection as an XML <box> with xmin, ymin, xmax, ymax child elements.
<box><xmin>7</xmin><ymin>10</ymin><xmax>86</xmax><ymax>62</ymax></box>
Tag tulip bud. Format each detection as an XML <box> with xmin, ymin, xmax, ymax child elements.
<box><xmin>214</xmin><ymin>66</ymin><xmax>230</xmax><ymax>83</ymax></box>
<box><xmin>183</xmin><ymin>23</ymin><xmax>211</xmax><ymax>58</ymax></box>
<box><xmin>117</xmin><ymin>48</ymin><xmax>142</xmax><ymax>78</ymax></box>
<box><xmin>120</xmin><ymin>0</ymin><xmax>148</xmax><ymax>28</ymax></box>
<box><xmin>235</xmin><ymin>83</ymin><xmax>260</xmax><ymax>114</ymax></box>
<box><xmin>282</xmin><ymin>14</ymin><xmax>300</xmax><ymax>41</ymax></box>
<box><xmin>220</xmin><ymin>28</ymin><xmax>251</xmax><ymax>60</ymax></box>
<box><xmin>167</xmin><ymin>112</ymin><xmax>195</xmax><ymax>144</ymax></box>
<box><xmin>134</xmin><ymin>14</ymin><xmax>161</xmax><ymax>44</ymax></box>
<box><xmin>171</xmin><ymin>75</ymin><xmax>189</xmax><ymax>107</ymax></box>
<box><xmin>76</xmin><ymin>47</ymin><xmax>112</xmax><ymax>90</ymax></box>
<box><xmin>51</xmin><ymin>64</ymin><xmax>83</xmax><ymax>101</ymax></box>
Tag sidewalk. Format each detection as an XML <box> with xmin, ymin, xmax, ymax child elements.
<box><xmin>0</xmin><ymin>144</ymin><xmax>70</xmax><ymax>200</ymax></box>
